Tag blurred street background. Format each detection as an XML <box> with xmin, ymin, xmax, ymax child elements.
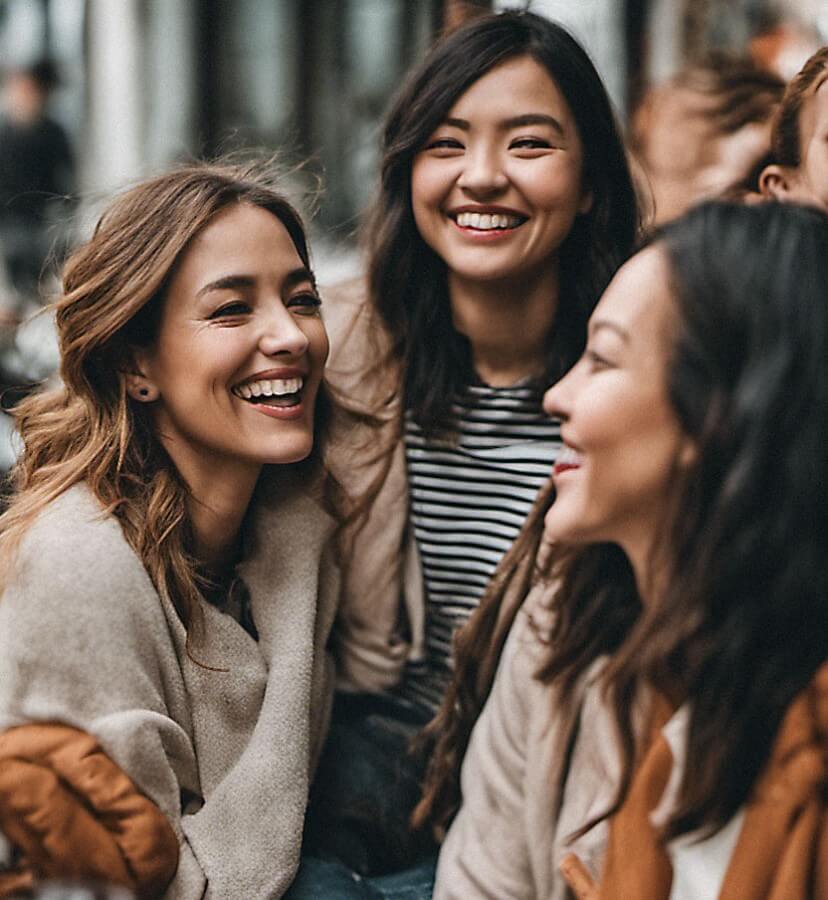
<box><xmin>0</xmin><ymin>0</ymin><xmax>825</xmax><ymax>469</ymax></box>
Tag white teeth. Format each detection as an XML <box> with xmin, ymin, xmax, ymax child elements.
<box><xmin>455</xmin><ymin>211</ymin><xmax>522</xmax><ymax>230</ymax></box>
<box><xmin>233</xmin><ymin>377</ymin><xmax>304</xmax><ymax>400</ymax></box>
<box><xmin>557</xmin><ymin>445</ymin><xmax>582</xmax><ymax>466</ymax></box>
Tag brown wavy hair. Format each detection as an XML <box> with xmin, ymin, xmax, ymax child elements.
<box><xmin>0</xmin><ymin>160</ymin><xmax>342</xmax><ymax>646</ymax></box>
<box><xmin>769</xmin><ymin>45</ymin><xmax>828</xmax><ymax>167</ymax></box>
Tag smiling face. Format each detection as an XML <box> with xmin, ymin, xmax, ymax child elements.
<box><xmin>410</xmin><ymin>54</ymin><xmax>591</xmax><ymax>290</ymax></box>
<box><xmin>542</xmin><ymin>246</ymin><xmax>693</xmax><ymax>576</ymax></box>
<box><xmin>132</xmin><ymin>202</ymin><xmax>328</xmax><ymax>494</ymax></box>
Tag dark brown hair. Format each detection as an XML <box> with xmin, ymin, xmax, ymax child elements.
<box><xmin>417</xmin><ymin>201</ymin><xmax>828</xmax><ymax>840</ymax></box>
<box><xmin>366</xmin><ymin>9</ymin><xmax>639</xmax><ymax>436</ymax></box>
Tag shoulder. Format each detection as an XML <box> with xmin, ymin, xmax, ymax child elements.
<box><xmin>16</xmin><ymin>484</ymin><xmax>145</xmax><ymax>582</ymax></box>
<box><xmin>3</xmin><ymin>484</ymin><xmax>160</xmax><ymax>635</ymax></box>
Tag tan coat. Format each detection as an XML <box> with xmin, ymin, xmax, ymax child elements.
<box><xmin>323</xmin><ymin>278</ymin><xmax>426</xmax><ymax>691</ymax></box>
<box><xmin>433</xmin><ymin>584</ymin><xmax>619</xmax><ymax>900</ymax></box>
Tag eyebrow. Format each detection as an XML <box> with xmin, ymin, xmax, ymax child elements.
<box><xmin>196</xmin><ymin>266</ymin><xmax>315</xmax><ymax>298</ymax></box>
<box><xmin>443</xmin><ymin>113</ymin><xmax>566</xmax><ymax>136</ymax></box>
<box><xmin>590</xmin><ymin>320</ymin><xmax>631</xmax><ymax>342</ymax></box>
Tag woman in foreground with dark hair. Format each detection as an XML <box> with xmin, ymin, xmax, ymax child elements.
<box><xmin>309</xmin><ymin>9</ymin><xmax>638</xmax><ymax>878</ymax></box>
<box><xmin>428</xmin><ymin>201</ymin><xmax>828</xmax><ymax>899</ymax></box>
<box><xmin>0</xmin><ymin>162</ymin><xmax>344</xmax><ymax>898</ymax></box>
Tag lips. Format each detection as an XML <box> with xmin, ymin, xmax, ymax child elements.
<box><xmin>553</xmin><ymin>444</ymin><xmax>583</xmax><ymax>477</ymax></box>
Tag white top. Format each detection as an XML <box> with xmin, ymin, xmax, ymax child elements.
<box><xmin>658</xmin><ymin>707</ymin><xmax>746</xmax><ymax>900</ymax></box>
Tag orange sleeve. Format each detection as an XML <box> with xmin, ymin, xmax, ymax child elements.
<box><xmin>0</xmin><ymin>722</ymin><xmax>178</xmax><ymax>899</ymax></box>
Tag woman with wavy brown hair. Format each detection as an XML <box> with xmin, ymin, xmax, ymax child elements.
<box><xmin>0</xmin><ymin>161</ymin><xmax>345</xmax><ymax>899</ymax></box>
<box><xmin>426</xmin><ymin>201</ymin><xmax>828</xmax><ymax>899</ymax></box>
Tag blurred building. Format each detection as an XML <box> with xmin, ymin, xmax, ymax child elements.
<box><xmin>0</xmin><ymin>0</ymin><xmax>826</xmax><ymax>251</ymax></box>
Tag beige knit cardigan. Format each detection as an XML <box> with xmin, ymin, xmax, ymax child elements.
<box><xmin>0</xmin><ymin>471</ymin><xmax>340</xmax><ymax>899</ymax></box>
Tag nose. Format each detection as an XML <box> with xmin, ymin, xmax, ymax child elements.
<box><xmin>258</xmin><ymin>304</ymin><xmax>310</xmax><ymax>358</ymax></box>
<box><xmin>543</xmin><ymin>364</ymin><xmax>577</xmax><ymax>421</ymax></box>
<box><xmin>457</xmin><ymin>145</ymin><xmax>508</xmax><ymax>196</ymax></box>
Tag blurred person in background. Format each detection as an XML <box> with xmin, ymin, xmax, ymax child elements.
<box><xmin>759</xmin><ymin>46</ymin><xmax>828</xmax><ymax>211</ymax></box>
<box><xmin>0</xmin><ymin>59</ymin><xmax>75</xmax><ymax>302</ymax></box>
<box><xmin>631</xmin><ymin>56</ymin><xmax>784</xmax><ymax>224</ymax></box>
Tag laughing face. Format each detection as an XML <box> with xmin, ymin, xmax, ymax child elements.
<box><xmin>410</xmin><ymin>54</ymin><xmax>591</xmax><ymax>291</ymax></box>
<box><xmin>542</xmin><ymin>246</ymin><xmax>694</xmax><ymax>572</ymax></box>
<box><xmin>133</xmin><ymin>202</ymin><xmax>328</xmax><ymax>493</ymax></box>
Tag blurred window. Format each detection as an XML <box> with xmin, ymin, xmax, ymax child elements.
<box><xmin>199</xmin><ymin>0</ymin><xmax>440</xmax><ymax>236</ymax></box>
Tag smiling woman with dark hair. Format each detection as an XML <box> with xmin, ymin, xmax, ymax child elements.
<box><xmin>306</xmin><ymin>8</ymin><xmax>639</xmax><ymax>882</ymax></box>
<box><xmin>430</xmin><ymin>200</ymin><xmax>828</xmax><ymax>899</ymax></box>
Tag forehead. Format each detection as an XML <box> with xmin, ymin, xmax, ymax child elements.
<box><xmin>592</xmin><ymin>246</ymin><xmax>674</xmax><ymax>345</ymax></box>
<box><xmin>174</xmin><ymin>203</ymin><xmax>302</xmax><ymax>281</ymax></box>
<box><xmin>448</xmin><ymin>54</ymin><xmax>574</xmax><ymax>123</ymax></box>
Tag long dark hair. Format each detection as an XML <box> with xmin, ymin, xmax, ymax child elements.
<box><xmin>417</xmin><ymin>201</ymin><xmax>828</xmax><ymax>838</ymax></box>
<box><xmin>366</xmin><ymin>10</ymin><xmax>639</xmax><ymax>434</ymax></box>
<box><xmin>607</xmin><ymin>200</ymin><xmax>828</xmax><ymax>837</ymax></box>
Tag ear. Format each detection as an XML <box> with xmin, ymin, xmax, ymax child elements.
<box><xmin>124</xmin><ymin>373</ymin><xmax>159</xmax><ymax>402</ymax></box>
<box><xmin>578</xmin><ymin>186</ymin><xmax>594</xmax><ymax>216</ymax></box>
<box><xmin>123</xmin><ymin>350</ymin><xmax>159</xmax><ymax>403</ymax></box>
<box><xmin>759</xmin><ymin>164</ymin><xmax>798</xmax><ymax>200</ymax></box>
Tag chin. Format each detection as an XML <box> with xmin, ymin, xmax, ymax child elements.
<box><xmin>543</xmin><ymin>505</ymin><xmax>593</xmax><ymax>546</ymax></box>
<box><xmin>262</xmin><ymin>435</ymin><xmax>314</xmax><ymax>466</ymax></box>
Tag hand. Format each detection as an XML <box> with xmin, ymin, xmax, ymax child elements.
<box><xmin>560</xmin><ymin>852</ymin><xmax>599</xmax><ymax>900</ymax></box>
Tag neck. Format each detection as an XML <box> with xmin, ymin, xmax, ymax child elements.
<box><xmin>448</xmin><ymin>264</ymin><xmax>559</xmax><ymax>387</ymax></box>
<box><xmin>626</xmin><ymin>535</ymin><xmax>670</xmax><ymax>611</ymax></box>
<box><xmin>188</xmin><ymin>479</ymin><xmax>253</xmax><ymax>572</ymax></box>
<box><xmin>160</xmin><ymin>441</ymin><xmax>260</xmax><ymax>571</ymax></box>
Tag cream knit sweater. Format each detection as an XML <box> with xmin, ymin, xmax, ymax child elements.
<box><xmin>0</xmin><ymin>471</ymin><xmax>340</xmax><ymax>899</ymax></box>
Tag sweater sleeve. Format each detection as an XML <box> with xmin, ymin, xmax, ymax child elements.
<box><xmin>0</xmin><ymin>505</ymin><xmax>212</xmax><ymax>897</ymax></box>
<box><xmin>433</xmin><ymin>589</ymin><xmax>554</xmax><ymax>900</ymax></box>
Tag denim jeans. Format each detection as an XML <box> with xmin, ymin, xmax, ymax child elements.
<box><xmin>284</xmin><ymin>856</ymin><xmax>436</xmax><ymax>900</ymax></box>
<box><xmin>301</xmin><ymin>692</ymin><xmax>438</xmax><ymax>877</ymax></box>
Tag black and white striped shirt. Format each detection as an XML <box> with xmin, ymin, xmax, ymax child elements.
<box><xmin>397</xmin><ymin>382</ymin><xmax>561</xmax><ymax>713</ymax></box>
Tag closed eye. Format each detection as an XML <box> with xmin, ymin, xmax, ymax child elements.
<box><xmin>288</xmin><ymin>292</ymin><xmax>322</xmax><ymax>315</ymax></box>
<box><xmin>208</xmin><ymin>300</ymin><xmax>251</xmax><ymax>319</ymax></box>
<box><xmin>509</xmin><ymin>137</ymin><xmax>555</xmax><ymax>154</ymax></box>
<box><xmin>424</xmin><ymin>137</ymin><xmax>464</xmax><ymax>153</ymax></box>
<box><xmin>585</xmin><ymin>349</ymin><xmax>614</xmax><ymax>369</ymax></box>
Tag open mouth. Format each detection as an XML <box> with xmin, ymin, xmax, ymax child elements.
<box><xmin>232</xmin><ymin>376</ymin><xmax>304</xmax><ymax>408</ymax></box>
<box><xmin>553</xmin><ymin>445</ymin><xmax>583</xmax><ymax>476</ymax></box>
<box><xmin>451</xmin><ymin>211</ymin><xmax>527</xmax><ymax>231</ymax></box>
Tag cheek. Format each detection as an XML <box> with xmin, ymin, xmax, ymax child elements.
<box><xmin>526</xmin><ymin>161</ymin><xmax>585</xmax><ymax>211</ymax></box>
<box><xmin>411</xmin><ymin>159</ymin><xmax>449</xmax><ymax>218</ymax></box>
<box><xmin>308</xmin><ymin>321</ymin><xmax>329</xmax><ymax>369</ymax></box>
